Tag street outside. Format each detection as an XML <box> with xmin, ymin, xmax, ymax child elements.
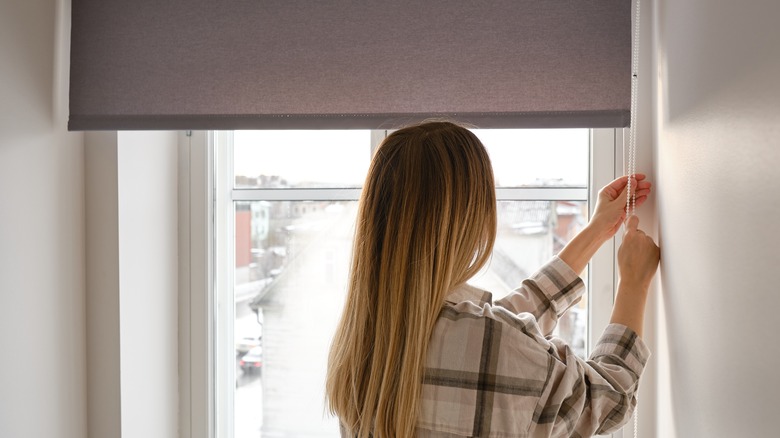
<box><xmin>235</xmin><ymin>202</ymin><xmax>356</xmax><ymax>437</ymax></box>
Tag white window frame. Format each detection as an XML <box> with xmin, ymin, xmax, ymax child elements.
<box><xmin>180</xmin><ymin>128</ymin><xmax>632</xmax><ymax>438</ymax></box>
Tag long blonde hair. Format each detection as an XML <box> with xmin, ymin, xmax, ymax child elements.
<box><xmin>326</xmin><ymin>121</ymin><xmax>497</xmax><ymax>438</ymax></box>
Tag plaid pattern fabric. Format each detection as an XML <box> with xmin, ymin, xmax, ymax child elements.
<box><xmin>337</xmin><ymin>256</ymin><xmax>649</xmax><ymax>438</ymax></box>
<box><xmin>417</xmin><ymin>256</ymin><xmax>649</xmax><ymax>438</ymax></box>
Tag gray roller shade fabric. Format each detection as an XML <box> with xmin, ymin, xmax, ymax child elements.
<box><xmin>68</xmin><ymin>1</ymin><xmax>631</xmax><ymax>131</ymax></box>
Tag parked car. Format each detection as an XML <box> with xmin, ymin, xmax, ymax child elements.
<box><xmin>240</xmin><ymin>346</ymin><xmax>263</xmax><ymax>374</ymax></box>
<box><xmin>235</xmin><ymin>335</ymin><xmax>262</xmax><ymax>356</ymax></box>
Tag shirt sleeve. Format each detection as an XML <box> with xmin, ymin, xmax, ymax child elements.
<box><xmin>494</xmin><ymin>255</ymin><xmax>585</xmax><ymax>336</ymax></box>
<box><xmin>529</xmin><ymin>323</ymin><xmax>651</xmax><ymax>437</ymax></box>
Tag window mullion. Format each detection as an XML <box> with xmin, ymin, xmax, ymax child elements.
<box><xmin>230</xmin><ymin>187</ymin><xmax>588</xmax><ymax>202</ymax></box>
<box><xmin>231</xmin><ymin>188</ymin><xmax>362</xmax><ymax>202</ymax></box>
<box><xmin>495</xmin><ymin>187</ymin><xmax>587</xmax><ymax>201</ymax></box>
<box><xmin>215</xmin><ymin>131</ymin><xmax>235</xmax><ymax>438</ymax></box>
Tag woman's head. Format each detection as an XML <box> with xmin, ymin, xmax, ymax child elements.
<box><xmin>327</xmin><ymin>120</ymin><xmax>497</xmax><ymax>438</ymax></box>
<box><xmin>361</xmin><ymin>120</ymin><xmax>497</xmax><ymax>287</ymax></box>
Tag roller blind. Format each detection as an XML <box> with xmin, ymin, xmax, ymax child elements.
<box><xmin>68</xmin><ymin>1</ymin><xmax>631</xmax><ymax>131</ymax></box>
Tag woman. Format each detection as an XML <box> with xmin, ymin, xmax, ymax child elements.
<box><xmin>326</xmin><ymin>121</ymin><xmax>660</xmax><ymax>437</ymax></box>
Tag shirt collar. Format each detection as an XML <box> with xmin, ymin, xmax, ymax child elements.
<box><xmin>444</xmin><ymin>283</ymin><xmax>493</xmax><ymax>306</ymax></box>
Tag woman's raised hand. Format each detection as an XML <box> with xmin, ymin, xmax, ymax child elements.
<box><xmin>589</xmin><ymin>174</ymin><xmax>652</xmax><ymax>241</ymax></box>
<box><xmin>558</xmin><ymin>174</ymin><xmax>652</xmax><ymax>275</ymax></box>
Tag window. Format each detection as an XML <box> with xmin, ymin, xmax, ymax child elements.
<box><xmin>183</xmin><ymin>128</ymin><xmax>622</xmax><ymax>438</ymax></box>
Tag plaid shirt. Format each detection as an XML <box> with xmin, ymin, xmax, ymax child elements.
<box><xmin>417</xmin><ymin>256</ymin><xmax>650</xmax><ymax>438</ymax></box>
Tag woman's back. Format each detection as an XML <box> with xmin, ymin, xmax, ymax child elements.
<box><xmin>327</xmin><ymin>121</ymin><xmax>657</xmax><ymax>438</ymax></box>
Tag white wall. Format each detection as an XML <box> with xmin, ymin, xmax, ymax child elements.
<box><xmin>0</xmin><ymin>1</ymin><xmax>87</xmax><ymax>438</ymax></box>
<box><xmin>652</xmin><ymin>0</ymin><xmax>780</xmax><ymax>436</ymax></box>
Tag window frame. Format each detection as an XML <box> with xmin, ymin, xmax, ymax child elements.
<box><xmin>180</xmin><ymin>128</ymin><xmax>629</xmax><ymax>438</ymax></box>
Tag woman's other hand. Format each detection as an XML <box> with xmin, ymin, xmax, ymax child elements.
<box><xmin>617</xmin><ymin>215</ymin><xmax>661</xmax><ymax>291</ymax></box>
<box><xmin>610</xmin><ymin>215</ymin><xmax>660</xmax><ymax>337</ymax></box>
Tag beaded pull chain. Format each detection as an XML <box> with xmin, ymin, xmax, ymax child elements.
<box><xmin>628</xmin><ymin>2</ymin><xmax>641</xmax><ymax>438</ymax></box>
<box><xmin>626</xmin><ymin>0</ymin><xmax>640</xmax><ymax>221</ymax></box>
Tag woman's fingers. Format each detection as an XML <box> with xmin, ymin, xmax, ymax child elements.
<box><xmin>633</xmin><ymin>195</ymin><xmax>648</xmax><ymax>209</ymax></box>
<box><xmin>621</xmin><ymin>180</ymin><xmax>651</xmax><ymax>207</ymax></box>
<box><xmin>603</xmin><ymin>174</ymin><xmax>648</xmax><ymax>199</ymax></box>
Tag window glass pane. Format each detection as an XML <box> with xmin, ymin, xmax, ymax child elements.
<box><xmin>234</xmin><ymin>200</ymin><xmax>357</xmax><ymax>437</ymax></box>
<box><xmin>473</xmin><ymin>129</ymin><xmax>589</xmax><ymax>187</ymax></box>
<box><xmin>233</xmin><ymin>130</ymin><xmax>372</xmax><ymax>188</ymax></box>
<box><xmin>229</xmin><ymin>129</ymin><xmax>591</xmax><ymax>437</ymax></box>
<box><xmin>468</xmin><ymin>200</ymin><xmax>589</xmax><ymax>358</ymax></box>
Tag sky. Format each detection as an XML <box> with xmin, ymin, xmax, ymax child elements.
<box><xmin>233</xmin><ymin>129</ymin><xmax>588</xmax><ymax>187</ymax></box>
